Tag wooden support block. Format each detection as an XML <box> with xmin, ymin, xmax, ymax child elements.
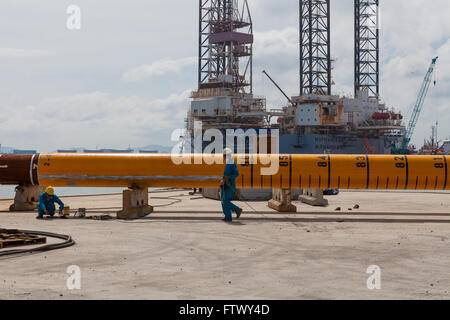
<box><xmin>117</xmin><ymin>188</ymin><xmax>153</xmax><ymax>219</ymax></box>
<box><xmin>268</xmin><ymin>189</ymin><xmax>297</xmax><ymax>213</ymax></box>
<box><xmin>9</xmin><ymin>185</ymin><xmax>46</xmax><ymax>212</ymax></box>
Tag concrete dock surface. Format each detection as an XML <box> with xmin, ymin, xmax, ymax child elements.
<box><xmin>0</xmin><ymin>189</ymin><xmax>449</xmax><ymax>300</ymax></box>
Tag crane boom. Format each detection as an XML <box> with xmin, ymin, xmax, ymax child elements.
<box><xmin>401</xmin><ymin>56</ymin><xmax>438</xmax><ymax>151</ymax></box>
<box><xmin>262</xmin><ymin>70</ymin><xmax>294</xmax><ymax>105</ymax></box>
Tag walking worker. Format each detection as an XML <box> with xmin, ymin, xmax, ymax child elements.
<box><xmin>37</xmin><ymin>186</ymin><xmax>65</xmax><ymax>219</ymax></box>
<box><xmin>220</xmin><ymin>148</ymin><xmax>243</xmax><ymax>222</ymax></box>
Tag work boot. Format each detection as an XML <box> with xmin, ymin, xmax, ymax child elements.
<box><xmin>235</xmin><ymin>208</ymin><xmax>243</xmax><ymax>219</ymax></box>
<box><xmin>222</xmin><ymin>218</ymin><xmax>232</xmax><ymax>223</ymax></box>
<box><xmin>36</xmin><ymin>216</ymin><xmax>43</xmax><ymax>220</ymax></box>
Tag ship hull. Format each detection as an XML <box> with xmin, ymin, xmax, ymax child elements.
<box><xmin>279</xmin><ymin>134</ymin><xmax>397</xmax><ymax>155</ymax></box>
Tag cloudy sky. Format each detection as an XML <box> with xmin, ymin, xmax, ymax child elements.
<box><xmin>0</xmin><ymin>0</ymin><xmax>448</xmax><ymax>152</ymax></box>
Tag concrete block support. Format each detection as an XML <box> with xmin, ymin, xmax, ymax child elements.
<box><xmin>117</xmin><ymin>188</ymin><xmax>153</xmax><ymax>219</ymax></box>
<box><xmin>299</xmin><ymin>189</ymin><xmax>329</xmax><ymax>206</ymax></box>
<box><xmin>268</xmin><ymin>189</ymin><xmax>297</xmax><ymax>212</ymax></box>
<box><xmin>202</xmin><ymin>187</ymin><xmax>273</xmax><ymax>201</ymax></box>
<box><xmin>202</xmin><ymin>187</ymin><xmax>221</xmax><ymax>201</ymax></box>
<box><xmin>9</xmin><ymin>185</ymin><xmax>46</xmax><ymax>212</ymax></box>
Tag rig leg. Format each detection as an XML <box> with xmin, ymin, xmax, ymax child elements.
<box><xmin>268</xmin><ymin>189</ymin><xmax>297</xmax><ymax>213</ymax></box>
<box><xmin>9</xmin><ymin>185</ymin><xmax>46</xmax><ymax>212</ymax></box>
<box><xmin>298</xmin><ymin>189</ymin><xmax>329</xmax><ymax>207</ymax></box>
<box><xmin>116</xmin><ymin>188</ymin><xmax>153</xmax><ymax>219</ymax></box>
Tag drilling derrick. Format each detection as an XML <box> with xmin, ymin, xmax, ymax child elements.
<box><xmin>198</xmin><ymin>0</ymin><xmax>253</xmax><ymax>94</ymax></box>
<box><xmin>189</xmin><ymin>0</ymin><xmax>266</xmax><ymax>135</ymax></box>
<box><xmin>287</xmin><ymin>0</ymin><xmax>403</xmax><ymax>158</ymax></box>
<box><xmin>299</xmin><ymin>0</ymin><xmax>331</xmax><ymax>96</ymax></box>
<box><xmin>354</xmin><ymin>0</ymin><xmax>379</xmax><ymax>99</ymax></box>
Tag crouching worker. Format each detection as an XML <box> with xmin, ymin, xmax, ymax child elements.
<box><xmin>220</xmin><ymin>148</ymin><xmax>243</xmax><ymax>222</ymax></box>
<box><xmin>37</xmin><ymin>186</ymin><xmax>64</xmax><ymax>219</ymax></box>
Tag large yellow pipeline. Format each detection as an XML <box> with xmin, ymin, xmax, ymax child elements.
<box><xmin>23</xmin><ymin>153</ymin><xmax>448</xmax><ymax>191</ymax></box>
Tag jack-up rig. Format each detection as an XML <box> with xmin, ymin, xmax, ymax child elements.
<box><xmin>186</xmin><ymin>0</ymin><xmax>406</xmax><ymax>157</ymax></box>
<box><xmin>276</xmin><ymin>0</ymin><xmax>405</xmax><ymax>155</ymax></box>
<box><xmin>188</xmin><ymin>0</ymin><xmax>266</xmax><ymax>134</ymax></box>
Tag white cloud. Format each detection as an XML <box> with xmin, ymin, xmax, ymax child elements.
<box><xmin>0</xmin><ymin>48</ymin><xmax>55</xmax><ymax>58</ymax></box>
<box><xmin>254</xmin><ymin>27</ymin><xmax>298</xmax><ymax>57</ymax></box>
<box><xmin>0</xmin><ymin>90</ymin><xmax>192</xmax><ymax>151</ymax></box>
<box><xmin>123</xmin><ymin>57</ymin><xmax>197</xmax><ymax>82</ymax></box>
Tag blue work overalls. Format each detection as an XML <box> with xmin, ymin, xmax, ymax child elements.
<box><xmin>220</xmin><ymin>162</ymin><xmax>241</xmax><ymax>220</ymax></box>
<box><xmin>37</xmin><ymin>192</ymin><xmax>65</xmax><ymax>218</ymax></box>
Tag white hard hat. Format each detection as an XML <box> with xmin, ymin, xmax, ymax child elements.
<box><xmin>223</xmin><ymin>148</ymin><xmax>233</xmax><ymax>155</ymax></box>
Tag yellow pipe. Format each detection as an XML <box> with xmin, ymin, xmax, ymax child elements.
<box><xmin>32</xmin><ymin>153</ymin><xmax>449</xmax><ymax>191</ymax></box>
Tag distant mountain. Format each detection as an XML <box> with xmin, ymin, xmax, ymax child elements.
<box><xmin>139</xmin><ymin>144</ymin><xmax>174</xmax><ymax>153</ymax></box>
<box><xmin>0</xmin><ymin>145</ymin><xmax>176</xmax><ymax>154</ymax></box>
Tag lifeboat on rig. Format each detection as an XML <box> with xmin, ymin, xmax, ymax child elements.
<box><xmin>372</xmin><ymin>112</ymin><xmax>403</xmax><ymax>121</ymax></box>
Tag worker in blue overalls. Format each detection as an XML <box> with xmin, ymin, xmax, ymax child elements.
<box><xmin>37</xmin><ymin>186</ymin><xmax>65</xmax><ymax>219</ymax></box>
<box><xmin>220</xmin><ymin>148</ymin><xmax>243</xmax><ymax>222</ymax></box>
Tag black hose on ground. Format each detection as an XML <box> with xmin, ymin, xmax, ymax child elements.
<box><xmin>0</xmin><ymin>230</ymin><xmax>75</xmax><ymax>257</ymax></box>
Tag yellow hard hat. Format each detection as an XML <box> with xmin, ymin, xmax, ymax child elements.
<box><xmin>45</xmin><ymin>186</ymin><xmax>55</xmax><ymax>196</ymax></box>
